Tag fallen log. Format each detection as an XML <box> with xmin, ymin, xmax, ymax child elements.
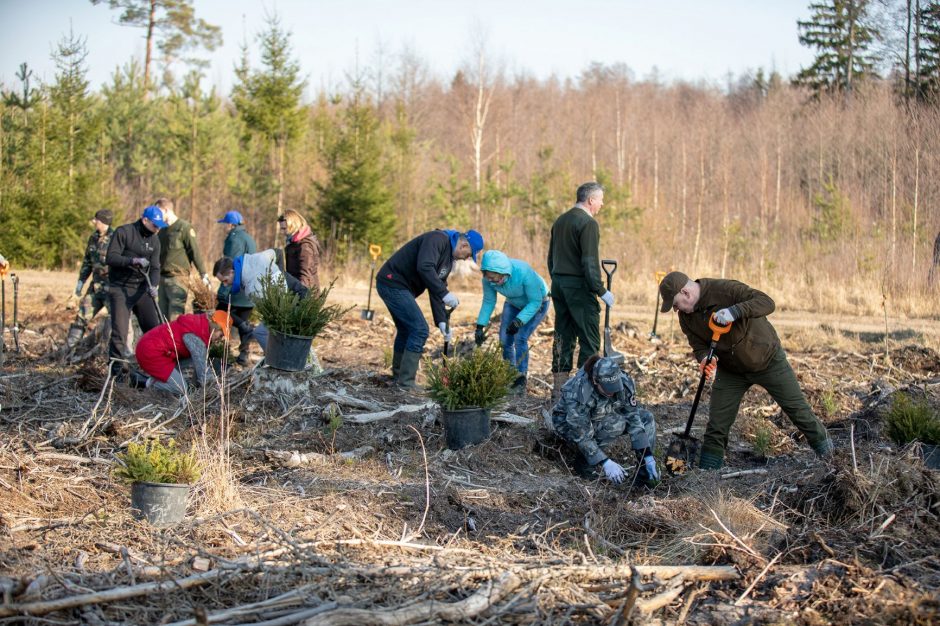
<box><xmin>266</xmin><ymin>446</ymin><xmax>375</xmax><ymax>468</ymax></box>
<box><xmin>319</xmin><ymin>391</ymin><xmax>382</xmax><ymax>412</ymax></box>
<box><xmin>343</xmin><ymin>402</ymin><xmax>435</xmax><ymax>424</ymax></box>
<box><xmin>491</xmin><ymin>412</ymin><xmax>535</xmax><ymax>425</ymax></box>
<box><xmin>303</xmin><ymin>571</ymin><xmax>522</xmax><ymax>626</ymax></box>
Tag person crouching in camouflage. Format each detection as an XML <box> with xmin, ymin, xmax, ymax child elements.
<box><xmin>68</xmin><ymin>209</ymin><xmax>115</xmax><ymax>348</ymax></box>
<box><xmin>550</xmin><ymin>355</ymin><xmax>660</xmax><ymax>487</ymax></box>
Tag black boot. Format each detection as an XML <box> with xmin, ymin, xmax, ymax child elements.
<box><xmin>511</xmin><ymin>374</ymin><xmax>527</xmax><ymax>395</ymax></box>
<box><xmin>127</xmin><ymin>369</ymin><xmax>150</xmax><ymax>389</ymax></box>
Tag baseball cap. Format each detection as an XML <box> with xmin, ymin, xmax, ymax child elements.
<box><xmin>218</xmin><ymin>210</ymin><xmax>244</xmax><ymax>225</ymax></box>
<box><xmin>659</xmin><ymin>271</ymin><xmax>690</xmax><ymax>313</ymax></box>
<box><xmin>465</xmin><ymin>229</ymin><xmax>484</xmax><ymax>263</ymax></box>
<box><xmin>142</xmin><ymin>205</ymin><xmax>169</xmax><ymax>229</ymax></box>
<box><xmin>94</xmin><ymin>209</ymin><xmax>113</xmax><ymax>225</ymax></box>
<box><xmin>211</xmin><ymin>310</ymin><xmax>233</xmax><ymax>340</ymax></box>
<box><xmin>593</xmin><ymin>357</ymin><xmax>624</xmax><ymax>395</ymax></box>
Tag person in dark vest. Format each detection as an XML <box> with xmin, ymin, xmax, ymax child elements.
<box><xmin>216</xmin><ymin>210</ymin><xmax>257</xmax><ymax>365</ymax></box>
<box><xmin>68</xmin><ymin>209</ymin><xmax>115</xmax><ymax>348</ymax></box>
<box><xmin>157</xmin><ymin>198</ymin><xmax>208</xmax><ymax>321</ymax></box>
<box><xmin>278</xmin><ymin>209</ymin><xmax>322</xmax><ymax>291</ymax></box>
<box><xmin>105</xmin><ymin>205</ymin><xmax>166</xmax><ymax>378</ymax></box>
<box><xmin>659</xmin><ymin>271</ymin><xmax>833</xmax><ymax>470</ymax></box>
<box><xmin>376</xmin><ymin>229</ymin><xmax>484</xmax><ymax>388</ymax></box>
<box><xmin>548</xmin><ymin>182</ymin><xmax>615</xmax><ymax>401</ymax></box>
<box><xmin>129</xmin><ymin>310</ymin><xmax>232</xmax><ymax>395</ymax></box>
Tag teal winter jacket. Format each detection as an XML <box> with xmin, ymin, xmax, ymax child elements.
<box><xmin>476</xmin><ymin>250</ymin><xmax>549</xmax><ymax>326</ymax></box>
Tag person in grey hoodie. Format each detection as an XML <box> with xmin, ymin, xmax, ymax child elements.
<box><xmin>474</xmin><ymin>250</ymin><xmax>550</xmax><ymax>393</ymax></box>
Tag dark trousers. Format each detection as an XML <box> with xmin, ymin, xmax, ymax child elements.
<box><xmin>109</xmin><ymin>283</ymin><xmax>160</xmax><ymax>372</ymax></box>
<box><xmin>158</xmin><ymin>275</ymin><xmax>188</xmax><ymax>321</ymax></box>
<box><xmin>228</xmin><ymin>305</ymin><xmax>254</xmax><ymax>354</ymax></box>
<box><xmin>550</xmin><ymin>276</ymin><xmax>600</xmax><ymax>373</ymax></box>
<box><xmin>703</xmin><ymin>347</ymin><xmax>830</xmax><ymax>458</ymax></box>
<box><xmin>376</xmin><ymin>281</ymin><xmax>429</xmax><ymax>354</ymax></box>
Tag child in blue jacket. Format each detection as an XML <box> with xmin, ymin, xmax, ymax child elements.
<box><xmin>475</xmin><ymin>250</ymin><xmax>551</xmax><ymax>393</ymax></box>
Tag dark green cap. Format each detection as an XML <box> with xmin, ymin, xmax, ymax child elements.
<box><xmin>659</xmin><ymin>271</ymin><xmax>690</xmax><ymax>312</ymax></box>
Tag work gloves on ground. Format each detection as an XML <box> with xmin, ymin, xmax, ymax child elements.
<box><xmin>699</xmin><ymin>356</ymin><xmax>717</xmax><ymax>382</ymax></box>
<box><xmin>438</xmin><ymin>322</ymin><xmax>453</xmax><ymax>343</ymax></box>
<box><xmin>474</xmin><ymin>324</ymin><xmax>487</xmax><ymax>346</ymax></box>
<box><xmin>148</xmin><ymin>286</ymin><xmax>159</xmax><ymax>300</ymax></box>
<box><xmin>506</xmin><ymin>318</ymin><xmax>524</xmax><ymax>335</ymax></box>
<box><xmin>442</xmin><ymin>292</ymin><xmax>459</xmax><ymax>308</ymax></box>
<box><xmin>600</xmin><ymin>290</ymin><xmax>615</xmax><ymax>308</ymax></box>
<box><xmin>602</xmin><ymin>459</ymin><xmax>626</xmax><ymax>484</ymax></box>
<box><xmin>202</xmin><ymin>273</ymin><xmax>211</xmax><ymax>286</ymax></box>
<box><xmin>74</xmin><ymin>280</ymin><xmax>84</xmax><ymax>297</ymax></box>
<box><xmin>131</xmin><ymin>257</ymin><xmax>150</xmax><ymax>268</ymax></box>
<box><xmin>712</xmin><ymin>307</ymin><xmax>737</xmax><ymax>325</ymax></box>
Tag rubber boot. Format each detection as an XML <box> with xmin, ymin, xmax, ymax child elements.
<box><xmin>391</xmin><ymin>350</ymin><xmax>404</xmax><ymax>380</ymax></box>
<box><xmin>551</xmin><ymin>372</ymin><xmax>569</xmax><ymax>403</ymax></box>
<box><xmin>698</xmin><ymin>449</ymin><xmax>724</xmax><ymax>470</ymax></box>
<box><xmin>397</xmin><ymin>350</ymin><xmax>422</xmax><ymax>389</ymax></box>
<box><xmin>128</xmin><ymin>369</ymin><xmax>150</xmax><ymax>389</ymax></box>
<box><xmin>66</xmin><ymin>320</ymin><xmax>86</xmax><ymax>349</ymax></box>
<box><xmin>511</xmin><ymin>374</ymin><xmax>527</xmax><ymax>396</ymax></box>
<box><xmin>236</xmin><ymin>331</ymin><xmax>252</xmax><ymax>366</ymax></box>
<box><xmin>812</xmin><ymin>437</ymin><xmax>834</xmax><ymax>459</ymax></box>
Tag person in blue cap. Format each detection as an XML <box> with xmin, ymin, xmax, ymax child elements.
<box><xmin>216</xmin><ymin>210</ymin><xmax>257</xmax><ymax>365</ymax></box>
<box><xmin>474</xmin><ymin>250</ymin><xmax>550</xmax><ymax>394</ymax></box>
<box><xmin>105</xmin><ymin>204</ymin><xmax>167</xmax><ymax>379</ymax></box>
<box><xmin>376</xmin><ymin>229</ymin><xmax>484</xmax><ymax>388</ymax></box>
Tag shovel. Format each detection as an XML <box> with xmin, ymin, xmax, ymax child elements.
<box><xmin>442</xmin><ymin>305</ymin><xmax>455</xmax><ymax>360</ymax></box>
<box><xmin>11</xmin><ymin>274</ymin><xmax>19</xmax><ymax>353</ymax></box>
<box><xmin>0</xmin><ymin>264</ymin><xmax>6</xmax><ymax>365</ymax></box>
<box><xmin>601</xmin><ymin>259</ymin><xmax>624</xmax><ymax>364</ymax></box>
<box><xmin>665</xmin><ymin>315</ymin><xmax>732</xmax><ymax>475</ymax></box>
<box><xmin>361</xmin><ymin>244</ymin><xmax>382</xmax><ymax>321</ymax></box>
<box><xmin>650</xmin><ymin>270</ymin><xmax>667</xmax><ymax>341</ymax></box>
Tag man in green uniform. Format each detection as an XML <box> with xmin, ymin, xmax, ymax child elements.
<box><xmin>216</xmin><ymin>210</ymin><xmax>257</xmax><ymax>365</ymax></box>
<box><xmin>659</xmin><ymin>271</ymin><xmax>834</xmax><ymax>469</ymax></box>
<box><xmin>156</xmin><ymin>198</ymin><xmax>208</xmax><ymax>321</ymax></box>
<box><xmin>69</xmin><ymin>209</ymin><xmax>116</xmax><ymax>348</ymax></box>
<box><xmin>547</xmin><ymin>182</ymin><xmax>615</xmax><ymax>401</ymax></box>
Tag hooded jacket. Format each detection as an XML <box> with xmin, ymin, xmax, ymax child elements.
<box><xmin>135</xmin><ymin>313</ymin><xmax>210</xmax><ymax>382</ymax></box>
<box><xmin>376</xmin><ymin>230</ymin><xmax>455</xmax><ymax>326</ymax></box>
<box><xmin>220</xmin><ymin>225</ymin><xmax>257</xmax><ymax>309</ymax></box>
<box><xmin>476</xmin><ymin>250</ymin><xmax>548</xmax><ymax>326</ymax></box>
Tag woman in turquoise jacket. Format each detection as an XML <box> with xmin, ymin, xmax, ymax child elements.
<box><xmin>475</xmin><ymin>250</ymin><xmax>551</xmax><ymax>392</ymax></box>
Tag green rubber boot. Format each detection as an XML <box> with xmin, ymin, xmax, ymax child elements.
<box><xmin>698</xmin><ymin>450</ymin><xmax>725</xmax><ymax>471</ymax></box>
<box><xmin>391</xmin><ymin>350</ymin><xmax>404</xmax><ymax>379</ymax></box>
<box><xmin>397</xmin><ymin>350</ymin><xmax>422</xmax><ymax>389</ymax></box>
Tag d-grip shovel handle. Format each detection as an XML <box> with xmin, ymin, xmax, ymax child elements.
<box><xmin>443</xmin><ymin>306</ymin><xmax>455</xmax><ymax>359</ymax></box>
<box><xmin>601</xmin><ymin>259</ymin><xmax>617</xmax><ymax>288</ymax></box>
<box><xmin>708</xmin><ymin>316</ymin><xmax>732</xmax><ymax>342</ymax></box>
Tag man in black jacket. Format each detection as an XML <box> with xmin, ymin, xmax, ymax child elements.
<box><xmin>376</xmin><ymin>229</ymin><xmax>484</xmax><ymax>388</ymax></box>
<box><xmin>105</xmin><ymin>205</ymin><xmax>167</xmax><ymax>378</ymax></box>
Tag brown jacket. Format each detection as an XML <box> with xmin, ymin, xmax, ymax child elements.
<box><xmin>285</xmin><ymin>232</ymin><xmax>321</xmax><ymax>291</ymax></box>
<box><xmin>677</xmin><ymin>278</ymin><xmax>780</xmax><ymax>374</ymax></box>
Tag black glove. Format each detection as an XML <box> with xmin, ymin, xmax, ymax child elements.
<box><xmin>506</xmin><ymin>318</ymin><xmax>523</xmax><ymax>335</ymax></box>
<box><xmin>474</xmin><ymin>324</ymin><xmax>486</xmax><ymax>347</ymax></box>
<box><xmin>237</xmin><ymin>320</ymin><xmax>253</xmax><ymax>336</ymax></box>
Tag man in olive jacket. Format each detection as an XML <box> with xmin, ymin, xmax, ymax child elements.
<box><xmin>659</xmin><ymin>272</ymin><xmax>833</xmax><ymax>469</ymax></box>
<box><xmin>547</xmin><ymin>182</ymin><xmax>615</xmax><ymax>400</ymax></box>
<box><xmin>157</xmin><ymin>198</ymin><xmax>208</xmax><ymax>320</ymax></box>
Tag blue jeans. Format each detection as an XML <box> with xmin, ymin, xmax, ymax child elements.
<box><xmin>499</xmin><ymin>299</ymin><xmax>550</xmax><ymax>374</ymax></box>
<box><xmin>377</xmin><ymin>282</ymin><xmax>429</xmax><ymax>353</ymax></box>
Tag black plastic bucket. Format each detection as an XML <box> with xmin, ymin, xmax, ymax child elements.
<box><xmin>130</xmin><ymin>481</ymin><xmax>189</xmax><ymax>527</ymax></box>
<box><xmin>441</xmin><ymin>407</ymin><xmax>491</xmax><ymax>450</ymax></box>
<box><xmin>265</xmin><ymin>329</ymin><xmax>313</xmax><ymax>371</ymax></box>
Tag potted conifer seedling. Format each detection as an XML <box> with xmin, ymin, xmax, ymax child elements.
<box><xmin>253</xmin><ymin>274</ymin><xmax>349</xmax><ymax>371</ymax></box>
<box><xmin>114</xmin><ymin>439</ymin><xmax>201</xmax><ymax>527</ymax></box>
<box><xmin>425</xmin><ymin>345</ymin><xmax>517</xmax><ymax>449</ymax></box>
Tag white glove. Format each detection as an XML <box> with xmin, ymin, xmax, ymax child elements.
<box><xmin>442</xmin><ymin>292</ymin><xmax>459</xmax><ymax>308</ymax></box>
<box><xmin>74</xmin><ymin>280</ymin><xmax>84</xmax><ymax>297</ymax></box>
<box><xmin>438</xmin><ymin>322</ymin><xmax>453</xmax><ymax>343</ymax></box>
<box><xmin>602</xmin><ymin>459</ymin><xmax>625</xmax><ymax>484</ymax></box>
<box><xmin>600</xmin><ymin>290</ymin><xmax>615</xmax><ymax>308</ymax></box>
<box><xmin>713</xmin><ymin>308</ymin><xmax>735</xmax><ymax>325</ymax></box>
<box><xmin>148</xmin><ymin>286</ymin><xmax>158</xmax><ymax>299</ymax></box>
<box><xmin>202</xmin><ymin>273</ymin><xmax>211</xmax><ymax>286</ymax></box>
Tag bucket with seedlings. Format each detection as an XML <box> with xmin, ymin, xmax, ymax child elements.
<box><xmin>114</xmin><ymin>439</ymin><xmax>201</xmax><ymax>527</ymax></box>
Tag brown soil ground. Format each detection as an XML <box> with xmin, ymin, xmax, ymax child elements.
<box><xmin>1</xmin><ymin>270</ymin><xmax>938</xmax><ymax>625</ymax></box>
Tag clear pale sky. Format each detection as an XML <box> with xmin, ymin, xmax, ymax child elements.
<box><xmin>0</xmin><ymin>0</ymin><xmax>816</xmax><ymax>96</ymax></box>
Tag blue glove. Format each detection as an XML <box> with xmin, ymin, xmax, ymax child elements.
<box><xmin>644</xmin><ymin>455</ymin><xmax>660</xmax><ymax>483</ymax></box>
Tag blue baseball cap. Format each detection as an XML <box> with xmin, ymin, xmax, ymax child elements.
<box><xmin>142</xmin><ymin>205</ymin><xmax>168</xmax><ymax>229</ymax></box>
<box><xmin>217</xmin><ymin>210</ymin><xmax>244</xmax><ymax>225</ymax></box>
<box><xmin>465</xmin><ymin>229</ymin><xmax>484</xmax><ymax>263</ymax></box>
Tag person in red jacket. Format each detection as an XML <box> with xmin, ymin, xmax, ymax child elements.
<box><xmin>130</xmin><ymin>310</ymin><xmax>232</xmax><ymax>394</ymax></box>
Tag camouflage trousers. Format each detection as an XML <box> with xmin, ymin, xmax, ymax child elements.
<box><xmin>78</xmin><ymin>284</ymin><xmax>110</xmax><ymax>325</ymax></box>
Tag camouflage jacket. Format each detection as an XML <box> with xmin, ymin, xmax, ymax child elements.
<box><xmin>551</xmin><ymin>368</ymin><xmax>654</xmax><ymax>466</ymax></box>
<box><xmin>78</xmin><ymin>228</ymin><xmax>114</xmax><ymax>289</ymax></box>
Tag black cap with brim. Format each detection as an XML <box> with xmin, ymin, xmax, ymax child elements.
<box><xmin>659</xmin><ymin>271</ymin><xmax>690</xmax><ymax>313</ymax></box>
